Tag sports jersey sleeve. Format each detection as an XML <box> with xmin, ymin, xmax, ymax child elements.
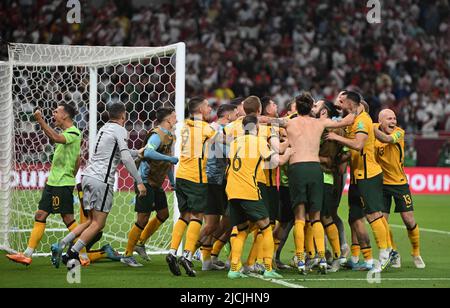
<box><xmin>390</xmin><ymin>129</ymin><xmax>404</xmax><ymax>144</ymax></box>
<box><xmin>355</xmin><ymin>118</ymin><xmax>370</xmax><ymax>135</ymax></box>
<box><xmin>115</xmin><ymin>126</ymin><xmax>143</xmax><ymax>184</ymax></box>
<box><xmin>258</xmin><ymin>137</ymin><xmax>275</xmax><ymax>160</ymax></box>
<box><xmin>204</xmin><ymin>123</ymin><xmax>217</xmax><ymax>140</ymax></box>
<box><xmin>62</xmin><ymin>127</ymin><xmax>80</xmax><ymax>144</ymax></box>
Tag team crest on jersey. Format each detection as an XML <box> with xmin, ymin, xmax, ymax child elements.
<box><xmin>357</xmin><ymin>121</ymin><xmax>365</xmax><ymax>130</ymax></box>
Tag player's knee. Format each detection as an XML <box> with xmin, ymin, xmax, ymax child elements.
<box><xmin>61</xmin><ymin>214</ymin><xmax>75</xmax><ymax>226</ymax></box>
<box><xmin>34</xmin><ymin>211</ymin><xmax>48</xmax><ymax>222</ymax></box>
<box><xmin>157</xmin><ymin>210</ymin><xmax>169</xmax><ymax>222</ymax></box>
<box><xmin>401</xmin><ymin>212</ymin><xmax>416</xmax><ymax>229</ymax></box>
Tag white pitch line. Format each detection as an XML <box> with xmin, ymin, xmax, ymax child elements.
<box><xmin>247</xmin><ymin>273</ymin><xmax>306</xmax><ymax>288</ymax></box>
<box><xmin>284</xmin><ymin>278</ymin><xmax>450</xmax><ymax>282</ymax></box>
<box><xmin>390</xmin><ymin>224</ymin><xmax>450</xmax><ymax>236</ymax></box>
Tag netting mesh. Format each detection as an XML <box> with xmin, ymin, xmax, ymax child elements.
<box><xmin>3</xmin><ymin>43</ymin><xmax>183</xmax><ymax>255</ymax></box>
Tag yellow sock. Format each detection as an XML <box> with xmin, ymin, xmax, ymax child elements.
<box><xmin>67</xmin><ymin>221</ymin><xmax>78</xmax><ymax>232</ymax></box>
<box><xmin>311</xmin><ymin>221</ymin><xmax>325</xmax><ymax>259</ymax></box>
<box><xmin>138</xmin><ymin>216</ymin><xmax>163</xmax><ymax>246</ymax></box>
<box><xmin>27</xmin><ymin>221</ymin><xmax>46</xmax><ymax>250</ymax></box>
<box><xmin>361</xmin><ymin>246</ymin><xmax>373</xmax><ymax>262</ymax></box>
<box><xmin>390</xmin><ymin>228</ymin><xmax>397</xmax><ymax>251</ymax></box>
<box><xmin>246</xmin><ymin>230</ymin><xmax>261</xmax><ymax>266</ymax></box>
<box><xmin>294</xmin><ymin>220</ymin><xmax>305</xmax><ymax>261</ymax></box>
<box><xmin>370</xmin><ymin>217</ymin><xmax>388</xmax><ymax>250</ymax></box>
<box><xmin>261</xmin><ymin>226</ymin><xmax>274</xmax><ymax>272</ymax></box>
<box><xmin>231</xmin><ymin>228</ymin><xmax>249</xmax><ymax>271</ymax></box>
<box><xmin>256</xmin><ymin>229</ymin><xmax>267</xmax><ymax>264</ymax></box>
<box><xmin>125</xmin><ymin>223</ymin><xmax>144</xmax><ymax>257</ymax></box>
<box><xmin>381</xmin><ymin>217</ymin><xmax>392</xmax><ymax>249</ymax></box>
<box><xmin>229</xmin><ymin>227</ymin><xmax>239</xmax><ymax>262</ymax></box>
<box><xmin>325</xmin><ymin>223</ymin><xmax>341</xmax><ymax>259</ymax></box>
<box><xmin>170</xmin><ymin>219</ymin><xmax>188</xmax><ymax>251</ymax></box>
<box><xmin>211</xmin><ymin>239</ymin><xmax>226</xmax><ymax>258</ymax></box>
<box><xmin>408</xmin><ymin>224</ymin><xmax>421</xmax><ymax>257</ymax></box>
<box><xmin>351</xmin><ymin>244</ymin><xmax>361</xmax><ymax>258</ymax></box>
<box><xmin>201</xmin><ymin>245</ymin><xmax>213</xmax><ymax>261</ymax></box>
<box><xmin>79</xmin><ymin>203</ymin><xmax>88</xmax><ymax>224</ymax></box>
<box><xmin>87</xmin><ymin>251</ymin><xmax>106</xmax><ymax>263</ymax></box>
<box><xmin>305</xmin><ymin>221</ymin><xmax>315</xmax><ymax>259</ymax></box>
<box><xmin>184</xmin><ymin>219</ymin><xmax>202</xmax><ymax>253</ymax></box>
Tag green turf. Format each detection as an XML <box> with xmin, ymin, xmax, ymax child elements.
<box><xmin>1</xmin><ymin>194</ymin><xmax>449</xmax><ymax>288</ymax></box>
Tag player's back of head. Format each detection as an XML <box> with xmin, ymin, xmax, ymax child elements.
<box><xmin>243</xmin><ymin>96</ymin><xmax>261</xmax><ymax>115</ymax></box>
<box><xmin>107</xmin><ymin>102</ymin><xmax>126</xmax><ymax>120</ymax></box>
<box><xmin>322</xmin><ymin>100</ymin><xmax>340</xmax><ymax>119</ymax></box>
<box><xmin>261</xmin><ymin>96</ymin><xmax>272</xmax><ymax>116</ymax></box>
<box><xmin>217</xmin><ymin>104</ymin><xmax>236</xmax><ymax>119</ymax></box>
<box><xmin>345</xmin><ymin>91</ymin><xmax>362</xmax><ymax>105</ymax></box>
<box><xmin>295</xmin><ymin>92</ymin><xmax>314</xmax><ymax>116</ymax></box>
<box><xmin>242</xmin><ymin>114</ymin><xmax>258</xmax><ymax>134</ymax></box>
<box><xmin>188</xmin><ymin>96</ymin><xmax>206</xmax><ymax>115</ymax></box>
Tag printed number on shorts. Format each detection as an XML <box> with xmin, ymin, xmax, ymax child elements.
<box><xmin>52</xmin><ymin>195</ymin><xmax>60</xmax><ymax>210</ymax></box>
<box><xmin>402</xmin><ymin>194</ymin><xmax>412</xmax><ymax>207</ymax></box>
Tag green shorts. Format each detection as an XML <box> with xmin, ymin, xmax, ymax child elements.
<box><xmin>383</xmin><ymin>184</ymin><xmax>414</xmax><ymax>214</ymax></box>
<box><xmin>348</xmin><ymin>173</ymin><xmax>384</xmax><ymax>222</ymax></box>
<box><xmin>322</xmin><ymin>184</ymin><xmax>340</xmax><ymax>218</ymax></box>
<box><xmin>135</xmin><ymin>183</ymin><xmax>168</xmax><ymax>213</ymax></box>
<box><xmin>38</xmin><ymin>184</ymin><xmax>75</xmax><ymax>215</ymax></box>
<box><xmin>279</xmin><ymin>186</ymin><xmax>294</xmax><ymax>223</ymax></box>
<box><xmin>288</xmin><ymin>162</ymin><xmax>324</xmax><ymax>213</ymax></box>
<box><xmin>229</xmin><ymin>199</ymin><xmax>269</xmax><ymax>227</ymax></box>
<box><xmin>265</xmin><ymin>185</ymin><xmax>280</xmax><ymax>223</ymax></box>
<box><xmin>205</xmin><ymin>183</ymin><xmax>228</xmax><ymax>215</ymax></box>
<box><xmin>175</xmin><ymin>178</ymin><xmax>208</xmax><ymax>214</ymax></box>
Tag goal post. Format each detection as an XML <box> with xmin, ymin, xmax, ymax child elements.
<box><xmin>0</xmin><ymin>43</ymin><xmax>185</xmax><ymax>256</ymax></box>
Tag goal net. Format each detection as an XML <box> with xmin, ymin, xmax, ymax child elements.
<box><xmin>0</xmin><ymin>43</ymin><xmax>185</xmax><ymax>256</ymax></box>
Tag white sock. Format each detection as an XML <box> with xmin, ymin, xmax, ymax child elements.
<box><xmin>24</xmin><ymin>247</ymin><xmax>34</xmax><ymax>258</ymax></box>
<box><xmin>61</xmin><ymin>232</ymin><xmax>77</xmax><ymax>247</ymax></box>
<box><xmin>71</xmin><ymin>239</ymin><xmax>86</xmax><ymax>253</ymax></box>
<box><xmin>351</xmin><ymin>256</ymin><xmax>359</xmax><ymax>263</ymax></box>
<box><xmin>169</xmin><ymin>249</ymin><xmax>177</xmax><ymax>256</ymax></box>
<box><xmin>379</xmin><ymin>249</ymin><xmax>389</xmax><ymax>260</ymax></box>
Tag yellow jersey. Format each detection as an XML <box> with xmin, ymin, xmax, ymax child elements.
<box><xmin>226</xmin><ymin>134</ymin><xmax>274</xmax><ymax>201</ymax></box>
<box><xmin>374</xmin><ymin>124</ymin><xmax>408</xmax><ymax>185</ymax></box>
<box><xmin>176</xmin><ymin>119</ymin><xmax>217</xmax><ymax>184</ymax></box>
<box><xmin>346</xmin><ymin>112</ymin><xmax>382</xmax><ymax>182</ymax></box>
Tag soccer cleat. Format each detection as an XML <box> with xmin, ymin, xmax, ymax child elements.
<box><xmin>79</xmin><ymin>254</ymin><xmax>91</xmax><ymax>267</ymax></box>
<box><xmin>305</xmin><ymin>257</ymin><xmax>319</xmax><ymax>272</ymax></box>
<box><xmin>6</xmin><ymin>253</ymin><xmax>32</xmax><ymax>266</ymax></box>
<box><xmin>51</xmin><ymin>242</ymin><xmax>65</xmax><ymax>269</ymax></box>
<box><xmin>224</xmin><ymin>259</ymin><xmax>231</xmax><ymax>270</ymax></box>
<box><xmin>202</xmin><ymin>259</ymin><xmax>212</xmax><ymax>271</ymax></box>
<box><xmin>329</xmin><ymin>259</ymin><xmax>341</xmax><ymax>273</ymax></box>
<box><xmin>192</xmin><ymin>249</ymin><xmax>202</xmax><ymax>262</ymax></box>
<box><xmin>254</xmin><ymin>262</ymin><xmax>265</xmax><ymax>274</ymax></box>
<box><xmin>380</xmin><ymin>253</ymin><xmax>393</xmax><ymax>272</ymax></box>
<box><xmin>275</xmin><ymin>259</ymin><xmax>291</xmax><ymax>270</ymax></box>
<box><xmin>227</xmin><ymin>270</ymin><xmax>248</xmax><ymax>279</ymax></box>
<box><xmin>352</xmin><ymin>261</ymin><xmax>374</xmax><ymax>271</ymax></box>
<box><xmin>412</xmin><ymin>256</ymin><xmax>426</xmax><ymax>269</ymax></box>
<box><xmin>390</xmin><ymin>250</ymin><xmax>401</xmax><ymax>268</ymax></box>
<box><xmin>120</xmin><ymin>256</ymin><xmax>143</xmax><ymax>267</ymax></box>
<box><xmin>295</xmin><ymin>257</ymin><xmax>307</xmax><ymax>276</ymax></box>
<box><xmin>178</xmin><ymin>256</ymin><xmax>196</xmax><ymax>277</ymax></box>
<box><xmin>319</xmin><ymin>258</ymin><xmax>328</xmax><ymax>275</ymax></box>
<box><xmin>263</xmin><ymin>270</ymin><xmax>283</xmax><ymax>279</ymax></box>
<box><xmin>102</xmin><ymin>244</ymin><xmax>122</xmax><ymax>262</ymax></box>
<box><xmin>133</xmin><ymin>244</ymin><xmax>151</xmax><ymax>261</ymax></box>
<box><xmin>166</xmin><ymin>253</ymin><xmax>181</xmax><ymax>276</ymax></box>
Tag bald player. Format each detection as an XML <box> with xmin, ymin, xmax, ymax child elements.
<box><xmin>286</xmin><ymin>92</ymin><xmax>354</xmax><ymax>275</ymax></box>
<box><xmin>374</xmin><ymin>109</ymin><xmax>425</xmax><ymax>269</ymax></box>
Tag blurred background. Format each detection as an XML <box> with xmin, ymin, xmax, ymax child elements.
<box><xmin>1</xmin><ymin>0</ymin><xmax>449</xmax><ymax>167</ymax></box>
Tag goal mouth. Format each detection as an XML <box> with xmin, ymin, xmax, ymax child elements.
<box><xmin>0</xmin><ymin>43</ymin><xmax>185</xmax><ymax>256</ymax></box>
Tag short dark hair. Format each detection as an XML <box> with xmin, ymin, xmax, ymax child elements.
<box><xmin>322</xmin><ymin>100</ymin><xmax>339</xmax><ymax>119</ymax></box>
<box><xmin>58</xmin><ymin>102</ymin><xmax>77</xmax><ymax>119</ymax></box>
<box><xmin>217</xmin><ymin>104</ymin><xmax>236</xmax><ymax>118</ymax></box>
<box><xmin>243</xmin><ymin>96</ymin><xmax>261</xmax><ymax>115</ymax></box>
<box><xmin>242</xmin><ymin>115</ymin><xmax>258</xmax><ymax>133</ymax></box>
<box><xmin>230</xmin><ymin>97</ymin><xmax>244</xmax><ymax>106</ymax></box>
<box><xmin>345</xmin><ymin>91</ymin><xmax>362</xmax><ymax>105</ymax></box>
<box><xmin>107</xmin><ymin>102</ymin><xmax>126</xmax><ymax>120</ymax></box>
<box><xmin>188</xmin><ymin>96</ymin><xmax>206</xmax><ymax>115</ymax></box>
<box><xmin>261</xmin><ymin>96</ymin><xmax>272</xmax><ymax>116</ymax></box>
<box><xmin>295</xmin><ymin>92</ymin><xmax>314</xmax><ymax>116</ymax></box>
<box><xmin>156</xmin><ymin>107</ymin><xmax>175</xmax><ymax>123</ymax></box>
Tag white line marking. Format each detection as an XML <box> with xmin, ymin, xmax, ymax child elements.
<box><xmin>390</xmin><ymin>224</ymin><xmax>450</xmax><ymax>236</ymax></box>
<box><xmin>247</xmin><ymin>273</ymin><xmax>306</xmax><ymax>288</ymax></box>
<box><xmin>284</xmin><ymin>278</ymin><xmax>450</xmax><ymax>282</ymax></box>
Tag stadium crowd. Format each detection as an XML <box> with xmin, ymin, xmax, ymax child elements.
<box><xmin>1</xmin><ymin>0</ymin><xmax>449</xmax><ymax>133</ymax></box>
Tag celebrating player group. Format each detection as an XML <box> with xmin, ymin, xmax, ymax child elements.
<box><xmin>6</xmin><ymin>90</ymin><xmax>426</xmax><ymax>279</ymax></box>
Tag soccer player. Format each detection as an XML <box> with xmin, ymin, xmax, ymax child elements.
<box><xmin>327</xmin><ymin>91</ymin><xmax>393</xmax><ymax>272</ymax></box>
<box><xmin>374</xmin><ymin>109</ymin><xmax>425</xmax><ymax>269</ymax></box>
<box><xmin>51</xmin><ymin>102</ymin><xmax>147</xmax><ymax>268</ymax></box>
<box><xmin>226</xmin><ymin>115</ymin><xmax>291</xmax><ymax>279</ymax></box>
<box><xmin>7</xmin><ymin>103</ymin><xmax>81</xmax><ymax>266</ymax></box>
<box><xmin>286</xmin><ymin>92</ymin><xmax>354</xmax><ymax>275</ymax></box>
<box><xmin>200</xmin><ymin>104</ymin><xmax>238</xmax><ymax>271</ymax></box>
<box><xmin>165</xmin><ymin>97</ymin><xmax>217</xmax><ymax>277</ymax></box>
<box><xmin>311</xmin><ymin>99</ymin><xmax>348</xmax><ymax>272</ymax></box>
<box><xmin>122</xmin><ymin>107</ymin><xmax>178</xmax><ymax>267</ymax></box>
